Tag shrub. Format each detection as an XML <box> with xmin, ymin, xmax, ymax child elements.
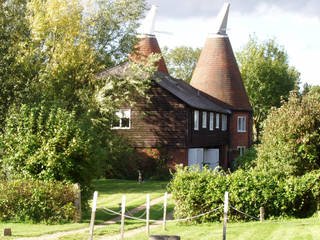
<box><xmin>0</xmin><ymin>104</ymin><xmax>105</xmax><ymax>207</ymax></box>
<box><xmin>257</xmin><ymin>91</ymin><xmax>320</xmax><ymax>176</ymax></box>
<box><xmin>169</xmin><ymin>167</ymin><xmax>320</xmax><ymax>222</ymax></box>
<box><xmin>0</xmin><ymin>179</ymin><xmax>77</xmax><ymax>223</ymax></box>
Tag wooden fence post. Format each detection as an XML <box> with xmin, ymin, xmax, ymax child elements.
<box><xmin>74</xmin><ymin>183</ymin><xmax>81</xmax><ymax>222</ymax></box>
<box><xmin>120</xmin><ymin>195</ymin><xmax>126</xmax><ymax>240</ymax></box>
<box><xmin>89</xmin><ymin>191</ymin><xmax>98</xmax><ymax>240</ymax></box>
<box><xmin>162</xmin><ymin>192</ymin><xmax>167</xmax><ymax>231</ymax></box>
<box><xmin>222</xmin><ymin>192</ymin><xmax>229</xmax><ymax>240</ymax></box>
<box><xmin>146</xmin><ymin>194</ymin><xmax>150</xmax><ymax>236</ymax></box>
<box><xmin>260</xmin><ymin>207</ymin><xmax>265</xmax><ymax>222</ymax></box>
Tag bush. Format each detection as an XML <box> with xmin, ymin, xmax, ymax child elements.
<box><xmin>256</xmin><ymin>91</ymin><xmax>320</xmax><ymax>176</ymax></box>
<box><xmin>0</xmin><ymin>179</ymin><xmax>77</xmax><ymax>223</ymax></box>
<box><xmin>0</xmin><ymin>104</ymin><xmax>105</xmax><ymax>207</ymax></box>
<box><xmin>169</xmin><ymin>167</ymin><xmax>320</xmax><ymax>222</ymax></box>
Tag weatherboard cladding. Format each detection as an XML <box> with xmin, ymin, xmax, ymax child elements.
<box><xmin>190</xmin><ymin>37</ymin><xmax>252</xmax><ymax>112</ymax></box>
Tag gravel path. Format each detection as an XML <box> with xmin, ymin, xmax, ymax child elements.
<box><xmin>14</xmin><ymin>194</ymin><xmax>172</xmax><ymax>240</ymax></box>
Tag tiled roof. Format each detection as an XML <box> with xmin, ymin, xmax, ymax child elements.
<box><xmin>101</xmin><ymin>63</ymin><xmax>231</xmax><ymax>114</ymax></box>
<box><xmin>154</xmin><ymin>71</ymin><xmax>231</xmax><ymax>114</ymax></box>
<box><xmin>130</xmin><ymin>36</ymin><xmax>169</xmax><ymax>74</ymax></box>
<box><xmin>190</xmin><ymin>36</ymin><xmax>252</xmax><ymax>112</ymax></box>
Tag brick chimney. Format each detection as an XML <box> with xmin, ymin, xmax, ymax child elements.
<box><xmin>130</xmin><ymin>5</ymin><xmax>169</xmax><ymax>74</ymax></box>
<box><xmin>190</xmin><ymin>3</ymin><xmax>251</xmax><ymax>112</ymax></box>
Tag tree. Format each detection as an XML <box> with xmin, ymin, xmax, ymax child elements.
<box><xmin>236</xmin><ymin>36</ymin><xmax>300</xmax><ymax>142</ymax></box>
<box><xmin>256</xmin><ymin>91</ymin><xmax>320</xmax><ymax>176</ymax></box>
<box><xmin>0</xmin><ymin>0</ymin><xmax>160</xmax><ymax>201</ymax></box>
<box><xmin>162</xmin><ymin>46</ymin><xmax>201</xmax><ymax>83</ymax></box>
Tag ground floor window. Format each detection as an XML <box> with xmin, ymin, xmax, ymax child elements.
<box><xmin>237</xmin><ymin>146</ymin><xmax>246</xmax><ymax>156</ymax></box>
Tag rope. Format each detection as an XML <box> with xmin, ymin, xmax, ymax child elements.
<box><xmin>230</xmin><ymin>206</ymin><xmax>260</xmax><ymax>221</ymax></box>
<box><xmin>99</xmin><ymin>208</ymin><xmax>122</xmax><ymax>216</ymax></box>
<box><xmin>101</xmin><ymin>205</ymin><xmax>223</xmax><ymax>223</ymax></box>
<box><xmin>166</xmin><ymin>205</ymin><xmax>223</xmax><ymax>223</ymax></box>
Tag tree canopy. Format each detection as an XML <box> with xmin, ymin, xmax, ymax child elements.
<box><xmin>162</xmin><ymin>46</ymin><xmax>201</xmax><ymax>83</ymax></box>
<box><xmin>236</xmin><ymin>36</ymin><xmax>300</xmax><ymax>142</ymax></box>
<box><xmin>0</xmin><ymin>0</ymin><xmax>160</xmax><ymax>202</ymax></box>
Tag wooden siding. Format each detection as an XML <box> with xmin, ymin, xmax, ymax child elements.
<box><xmin>188</xmin><ymin>109</ymin><xmax>230</xmax><ymax>148</ymax></box>
<box><xmin>117</xmin><ymin>85</ymin><xmax>188</xmax><ymax>148</ymax></box>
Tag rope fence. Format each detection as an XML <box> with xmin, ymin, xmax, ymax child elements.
<box><xmin>89</xmin><ymin>191</ymin><xmax>290</xmax><ymax>240</ymax></box>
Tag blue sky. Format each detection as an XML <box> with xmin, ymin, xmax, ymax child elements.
<box><xmin>147</xmin><ymin>0</ymin><xmax>320</xmax><ymax>87</ymax></box>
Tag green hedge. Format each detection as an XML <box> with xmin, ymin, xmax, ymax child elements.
<box><xmin>0</xmin><ymin>179</ymin><xmax>77</xmax><ymax>223</ymax></box>
<box><xmin>169</xmin><ymin>167</ymin><xmax>320</xmax><ymax>222</ymax></box>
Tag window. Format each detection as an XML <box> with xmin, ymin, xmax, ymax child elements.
<box><xmin>215</xmin><ymin>113</ymin><xmax>220</xmax><ymax>129</ymax></box>
<box><xmin>237</xmin><ymin>116</ymin><xmax>246</xmax><ymax>132</ymax></box>
<box><xmin>237</xmin><ymin>146</ymin><xmax>246</xmax><ymax>156</ymax></box>
<box><xmin>194</xmin><ymin>110</ymin><xmax>199</xmax><ymax>130</ymax></box>
<box><xmin>209</xmin><ymin>112</ymin><xmax>214</xmax><ymax>130</ymax></box>
<box><xmin>112</xmin><ymin>109</ymin><xmax>131</xmax><ymax>129</ymax></box>
<box><xmin>221</xmin><ymin>114</ymin><xmax>227</xmax><ymax>131</ymax></box>
<box><xmin>202</xmin><ymin>111</ymin><xmax>207</xmax><ymax>128</ymax></box>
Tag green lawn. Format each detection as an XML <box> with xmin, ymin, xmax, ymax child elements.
<box><xmin>0</xmin><ymin>179</ymin><xmax>169</xmax><ymax>239</ymax></box>
<box><xmin>125</xmin><ymin>217</ymin><xmax>320</xmax><ymax>240</ymax></box>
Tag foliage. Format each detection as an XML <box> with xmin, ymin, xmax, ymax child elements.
<box><xmin>236</xmin><ymin>36</ymin><xmax>300</xmax><ymax>142</ymax></box>
<box><xmin>0</xmin><ymin>179</ymin><xmax>77</xmax><ymax>223</ymax></box>
<box><xmin>233</xmin><ymin>146</ymin><xmax>257</xmax><ymax>171</ymax></box>
<box><xmin>0</xmin><ymin>0</ymin><xmax>148</xmax><ymax>127</ymax></box>
<box><xmin>162</xmin><ymin>46</ymin><xmax>201</xmax><ymax>83</ymax></box>
<box><xmin>169</xmin><ymin>167</ymin><xmax>320</xmax><ymax>222</ymax></box>
<box><xmin>0</xmin><ymin>104</ymin><xmax>105</xmax><ymax>205</ymax></box>
<box><xmin>256</xmin><ymin>91</ymin><xmax>320</xmax><ymax>176</ymax></box>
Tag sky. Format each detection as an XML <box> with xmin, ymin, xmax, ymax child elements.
<box><xmin>146</xmin><ymin>0</ymin><xmax>320</xmax><ymax>87</ymax></box>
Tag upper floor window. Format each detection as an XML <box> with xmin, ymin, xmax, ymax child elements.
<box><xmin>112</xmin><ymin>109</ymin><xmax>131</xmax><ymax>129</ymax></box>
<box><xmin>202</xmin><ymin>111</ymin><xmax>207</xmax><ymax>128</ymax></box>
<box><xmin>221</xmin><ymin>114</ymin><xmax>227</xmax><ymax>131</ymax></box>
<box><xmin>237</xmin><ymin>116</ymin><xmax>246</xmax><ymax>132</ymax></box>
<box><xmin>215</xmin><ymin>113</ymin><xmax>220</xmax><ymax>129</ymax></box>
<box><xmin>194</xmin><ymin>110</ymin><xmax>199</xmax><ymax>130</ymax></box>
<box><xmin>209</xmin><ymin>112</ymin><xmax>214</xmax><ymax>131</ymax></box>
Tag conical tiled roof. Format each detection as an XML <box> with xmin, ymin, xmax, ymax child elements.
<box><xmin>190</xmin><ymin>4</ymin><xmax>252</xmax><ymax>111</ymax></box>
<box><xmin>129</xmin><ymin>5</ymin><xmax>169</xmax><ymax>74</ymax></box>
<box><xmin>131</xmin><ymin>36</ymin><xmax>169</xmax><ymax>74</ymax></box>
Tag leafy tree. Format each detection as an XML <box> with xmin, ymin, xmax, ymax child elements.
<box><xmin>162</xmin><ymin>46</ymin><xmax>201</xmax><ymax>83</ymax></box>
<box><xmin>0</xmin><ymin>0</ymin><xmax>160</xmax><ymax>203</ymax></box>
<box><xmin>256</xmin><ymin>91</ymin><xmax>320</xmax><ymax>176</ymax></box>
<box><xmin>302</xmin><ymin>83</ymin><xmax>320</xmax><ymax>96</ymax></box>
<box><xmin>236</xmin><ymin>36</ymin><xmax>300</xmax><ymax>142</ymax></box>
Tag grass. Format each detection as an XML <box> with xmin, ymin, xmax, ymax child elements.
<box><xmin>125</xmin><ymin>217</ymin><xmax>320</xmax><ymax>240</ymax></box>
<box><xmin>0</xmin><ymin>178</ymin><xmax>169</xmax><ymax>239</ymax></box>
<box><xmin>58</xmin><ymin>195</ymin><xmax>175</xmax><ymax>240</ymax></box>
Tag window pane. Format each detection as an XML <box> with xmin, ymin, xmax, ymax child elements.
<box><xmin>122</xmin><ymin>117</ymin><xmax>130</xmax><ymax>128</ymax></box>
<box><xmin>209</xmin><ymin>112</ymin><xmax>214</xmax><ymax>130</ymax></box>
<box><xmin>222</xmin><ymin>114</ymin><xmax>227</xmax><ymax>131</ymax></box>
<box><xmin>202</xmin><ymin>112</ymin><xmax>207</xmax><ymax>128</ymax></box>
<box><xmin>215</xmin><ymin>113</ymin><xmax>220</xmax><ymax>129</ymax></box>
<box><xmin>194</xmin><ymin>110</ymin><xmax>199</xmax><ymax>130</ymax></box>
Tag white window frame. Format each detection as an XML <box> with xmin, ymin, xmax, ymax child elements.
<box><xmin>237</xmin><ymin>116</ymin><xmax>246</xmax><ymax>132</ymax></box>
<box><xmin>237</xmin><ymin>146</ymin><xmax>246</xmax><ymax>156</ymax></box>
<box><xmin>221</xmin><ymin>114</ymin><xmax>227</xmax><ymax>131</ymax></box>
<box><xmin>215</xmin><ymin>113</ymin><xmax>220</xmax><ymax>129</ymax></box>
<box><xmin>209</xmin><ymin>112</ymin><xmax>214</xmax><ymax>131</ymax></box>
<box><xmin>202</xmin><ymin>111</ymin><xmax>207</xmax><ymax>128</ymax></box>
<box><xmin>112</xmin><ymin>109</ymin><xmax>131</xmax><ymax>129</ymax></box>
<box><xmin>194</xmin><ymin>110</ymin><xmax>199</xmax><ymax>130</ymax></box>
